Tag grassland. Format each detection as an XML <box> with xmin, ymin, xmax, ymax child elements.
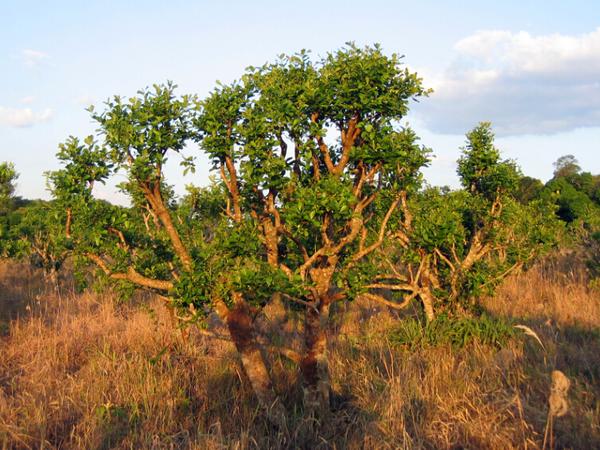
<box><xmin>0</xmin><ymin>252</ymin><xmax>599</xmax><ymax>449</ymax></box>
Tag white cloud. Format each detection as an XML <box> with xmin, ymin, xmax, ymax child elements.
<box><xmin>0</xmin><ymin>107</ymin><xmax>54</xmax><ymax>127</ymax></box>
<box><xmin>21</xmin><ymin>49</ymin><xmax>49</xmax><ymax>68</ymax></box>
<box><xmin>414</xmin><ymin>28</ymin><xmax>600</xmax><ymax>136</ymax></box>
<box><xmin>20</xmin><ymin>96</ymin><xmax>36</xmax><ymax>104</ymax></box>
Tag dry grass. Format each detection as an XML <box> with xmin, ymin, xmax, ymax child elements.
<box><xmin>0</xmin><ymin>254</ymin><xmax>599</xmax><ymax>449</ymax></box>
<box><xmin>484</xmin><ymin>249</ymin><xmax>600</xmax><ymax>328</ymax></box>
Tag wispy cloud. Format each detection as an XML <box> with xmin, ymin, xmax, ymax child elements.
<box><xmin>74</xmin><ymin>94</ymin><xmax>96</xmax><ymax>107</ymax></box>
<box><xmin>0</xmin><ymin>107</ymin><xmax>53</xmax><ymax>127</ymax></box>
<box><xmin>20</xmin><ymin>95</ymin><xmax>36</xmax><ymax>104</ymax></box>
<box><xmin>21</xmin><ymin>49</ymin><xmax>49</xmax><ymax>68</ymax></box>
<box><xmin>414</xmin><ymin>28</ymin><xmax>600</xmax><ymax>136</ymax></box>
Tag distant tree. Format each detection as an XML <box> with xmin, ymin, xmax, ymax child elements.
<box><xmin>0</xmin><ymin>162</ymin><xmax>19</xmax><ymax>256</ymax></box>
<box><xmin>5</xmin><ymin>200</ymin><xmax>72</xmax><ymax>282</ymax></box>
<box><xmin>553</xmin><ymin>154</ymin><xmax>581</xmax><ymax>179</ymax></box>
<box><xmin>516</xmin><ymin>176</ymin><xmax>544</xmax><ymax>204</ymax></box>
<box><xmin>591</xmin><ymin>175</ymin><xmax>600</xmax><ymax>206</ymax></box>
<box><xmin>543</xmin><ymin>176</ymin><xmax>600</xmax><ymax>227</ymax></box>
<box><xmin>0</xmin><ymin>162</ymin><xmax>18</xmax><ymax>214</ymax></box>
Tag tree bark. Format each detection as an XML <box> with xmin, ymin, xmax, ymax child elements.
<box><xmin>300</xmin><ymin>299</ymin><xmax>331</xmax><ymax>417</ymax></box>
<box><xmin>224</xmin><ymin>298</ymin><xmax>286</xmax><ymax>427</ymax></box>
<box><xmin>143</xmin><ymin>184</ymin><xmax>193</xmax><ymax>272</ymax></box>
<box><xmin>420</xmin><ymin>287</ymin><xmax>435</xmax><ymax>323</ymax></box>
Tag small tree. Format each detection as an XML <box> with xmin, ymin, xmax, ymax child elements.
<box><xmin>0</xmin><ymin>162</ymin><xmax>18</xmax><ymax>214</ymax></box>
<box><xmin>366</xmin><ymin>123</ymin><xmax>560</xmax><ymax>321</ymax></box>
<box><xmin>0</xmin><ymin>162</ymin><xmax>18</xmax><ymax>256</ymax></box>
<box><xmin>4</xmin><ymin>200</ymin><xmax>71</xmax><ymax>282</ymax></box>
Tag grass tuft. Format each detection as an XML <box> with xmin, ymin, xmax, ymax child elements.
<box><xmin>389</xmin><ymin>313</ymin><xmax>518</xmax><ymax>350</ymax></box>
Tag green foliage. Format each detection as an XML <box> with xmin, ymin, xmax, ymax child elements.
<box><xmin>457</xmin><ymin>122</ymin><xmax>520</xmax><ymax>200</ymax></box>
<box><xmin>315</xmin><ymin>43</ymin><xmax>430</xmax><ymax>124</ymax></box>
<box><xmin>0</xmin><ymin>162</ymin><xmax>19</xmax><ymax>256</ymax></box>
<box><xmin>90</xmin><ymin>82</ymin><xmax>196</xmax><ymax>184</ymax></box>
<box><xmin>389</xmin><ymin>314</ymin><xmax>517</xmax><ymax>350</ymax></box>
<box><xmin>194</xmin><ymin>43</ymin><xmax>431</xmax><ymax>310</ymax></box>
<box><xmin>47</xmin><ymin>136</ymin><xmax>113</xmax><ymax>202</ymax></box>
<box><xmin>171</xmin><ymin>256</ymin><xmax>221</xmax><ymax>314</ymax></box>
<box><xmin>0</xmin><ymin>161</ymin><xmax>18</xmax><ymax>212</ymax></box>
<box><xmin>1</xmin><ymin>200</ymin><xmax>71</xmax><ymax>274</ymax></box>
<box><xmin>515</xmin><ymin>176</ymin><xmax>544</xmax><ymax>204</ymax></box>
<box><xmin>543</xmin><ymin>175</ymin><xmax>600</xmax><ymax>227</ymax></box>
<box><xmin>377</xmin><ymin>122</ymin><xmax>562</xmax><ymax>321</ymax></box>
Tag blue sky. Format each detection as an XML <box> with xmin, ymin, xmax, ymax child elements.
<box><xmin>1</xmin><ymin>0</ymin><xmax>599</xmax><ymax>201</ymax></box>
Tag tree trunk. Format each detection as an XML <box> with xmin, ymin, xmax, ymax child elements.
<box><xmin>300</xmin><ymin>300</ymin><xmax>331</xmax><ymax>417</ymax></box>
<box><xmin>420</xmin><ymin>287</ymin><xmax>435</xmax><ymax>323</ymax></box>
<box><xmin>224</xmin><ymin>299</ymin><xmax>286</xmax><ymax>427</ymax></box>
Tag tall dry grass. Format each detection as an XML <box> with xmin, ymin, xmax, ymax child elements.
<box><xmin>0</xmin><ymin>254</ymin><xmax>599</xmax><ymax>449</ymax></box>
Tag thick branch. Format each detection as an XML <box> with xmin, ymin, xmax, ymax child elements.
<box><xmin>87</xmin><ymin>253</ymin><xmax>173</xmax><ymax>291</ymax></box>
<box><xmin>359</xmin><ymin>292</ymin><xmax>416</xmax><ymax>310</ymax></box>
<box><xmin>365</xmin><ymin>283</ymin><xmax>416</xmax><ymax>291</ymax></box>
<box><xmin>336</xmin><ymin>114</ymin><xmax>361</xmax><ymax>175</ymax></box>
<box><xmin>311</xmin><ymin>112</ymin><xmax>335</xmax><ymax>174</ymax></box>
<box><xmin>141</xmin><ymin>182</ymin><xmax>193</xmax><ymax>272</ymax></box>
<box><xmin>281</xmin><ymin>293</ymin><xmax>318</xmax><ymax>313</ymax></box>
<box><xmin>349</xmin><ymin>192</ymin><xmax>401</xmax><ymax>264</ymax></box>
<box><xmin>224</xmin><ymin>156</ymin><xmax>242</xmax><ymax>222</ymax></box>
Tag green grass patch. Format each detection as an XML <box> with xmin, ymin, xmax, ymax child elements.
<box><xmin>389</xmin><ymin>313</ymin><xmax>517</xmax><ymax>350</ymax></box>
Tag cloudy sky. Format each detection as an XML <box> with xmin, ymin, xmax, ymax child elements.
<box><xmin>1</xmin><ymin>0</ymin><xmax>599</xmax><ymax>201</ymax></box>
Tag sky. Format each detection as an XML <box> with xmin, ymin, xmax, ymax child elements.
<box><xmin>1</xmin><ymin>0</ymin><xmax>599</xmax><ymax>202</ymax></box>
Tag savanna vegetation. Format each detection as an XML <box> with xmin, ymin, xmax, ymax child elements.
<box><xmin>1</xmin><ymin>44</ymin><xmax>599</xmax><ymax>449</ymax></box>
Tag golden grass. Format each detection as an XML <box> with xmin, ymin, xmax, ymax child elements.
<box><xmin>0</xmin><ymin>255</ymin><xmax>599</xmax><ymax>449</ymax></box>
<box><xmin>484</xmin><ymin>250</ymin><xmax>600</xmax><ymax>329</ymax></box>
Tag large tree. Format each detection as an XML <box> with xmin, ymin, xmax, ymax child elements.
<box><xmin>195</xmin><ymin>44</ymin><xmax>430</xmax><ymax>414</ymax></box>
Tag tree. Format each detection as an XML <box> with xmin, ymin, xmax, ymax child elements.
<box><xmin>3</xmin><ymin>200</ymin><xmax>71</xmax><ymax>282</ymax></box>
<box><xmin>43</xmin><ymin>49</ymin><xmax>565</xmax><ymax>422</ymax></box>
<box><xmin>364</xmin><ymin>123</ymin><xmax>560</xmax><ymax>321</ymax></box>
<box><xmin>46</xmin><ymin>136</ymin><xmax>114</xmax><ymax>239</ymax></box>
<box><xmin>0</xmin><ymin>162</ymin><xmax>20</xmax><ymax>256</ymax></box>
<box><xmin>194</xmin><ymin>44</ymin><xmax>430</xmax><ymax>414</ymax></box>
<box><xmin>553</xmin><ymin>154</ymin><xmax>581</xmax><ymax>179</ymax></box>
<box><xmin>515</xmin><ymin>176</ymin><xmax>544</xmax><ymax>204</ymax></box>
<box><xmin>0</xmin><ymin>162</ymin><xmax>18</xmax><ymax>214</ymax></box>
